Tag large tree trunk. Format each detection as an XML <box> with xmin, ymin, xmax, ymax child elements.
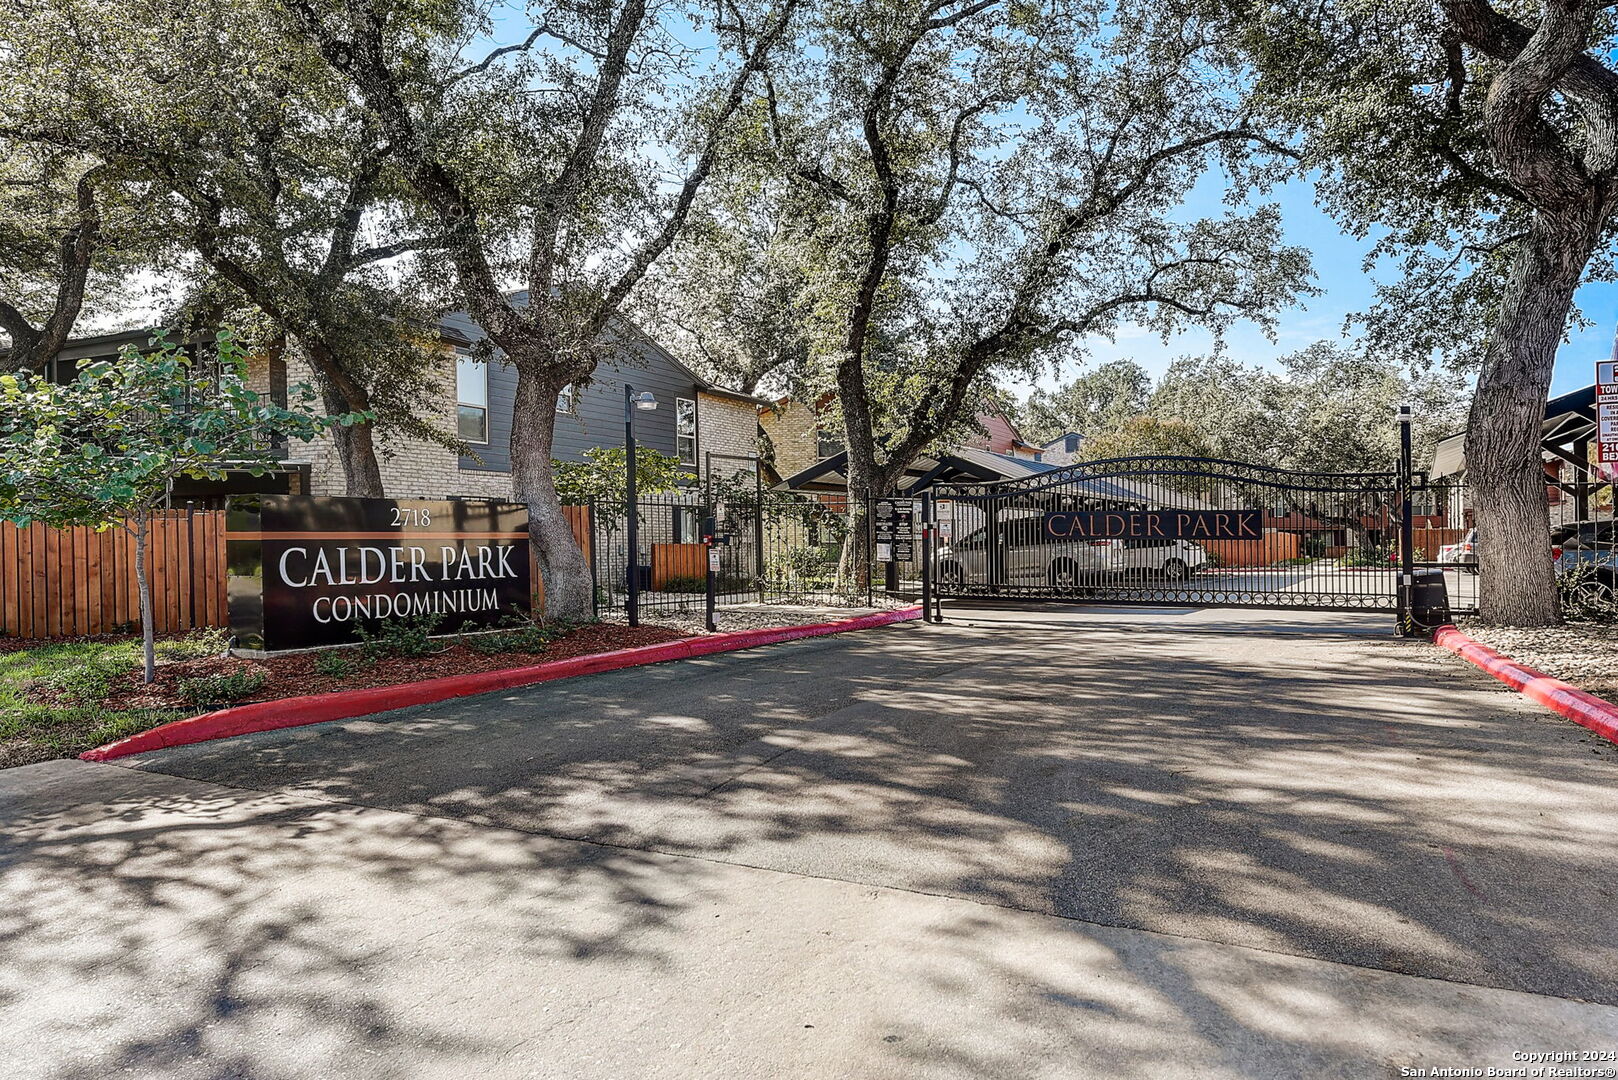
<box><xmin>318</xmin><ymin>383</ymin><xmax>385</xmax><ymax>498</ymax></box>
<box><xmin>308</xmin><ymin>342</ymin><xmax>386</xmax><ymax>498</ymax></box>
<box><xmin>836</xmin><ymin>358</ymin><xmax>884</xmax><ymax>595</ymax></box>
<box><xmin>1468</xmin><ymin>211</ymin><xmax>1598</xmax><ymax>626</ymax></box>
<box><xmin>510</xmin><ymin>369</ymin><xmax>594</xmax><ymax>622</ymax></box>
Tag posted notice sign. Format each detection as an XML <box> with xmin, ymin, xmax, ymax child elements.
<box><xmin>227</xmin><ymin>495</ymin><xmax>531</xmax><ymax>651</ymax></box>
<box><xmin>874</xmin><ymin>498</ymin><xmax>919</xmax><ymax>563</ymax></box>
<box><xmin>1599</xmin><ymin>361</ymin><xmax>1618</xmax><ymax>464</ymax></box>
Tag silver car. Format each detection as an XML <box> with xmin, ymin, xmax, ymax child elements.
<box><xmin>937</xmin><ymin>510</ymin><xmax>1207</xmax><ymax>588</ymax></box>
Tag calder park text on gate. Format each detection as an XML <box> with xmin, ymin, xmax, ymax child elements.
<box><xmin>227</xmin><ymin>495</ymin><xmax>531</xmax><ymax>651</ymax></box>
<box><xmin>1042</xmin><ymin>509</ymin><xmax>1264</xmax><ymax>541</ymax></box>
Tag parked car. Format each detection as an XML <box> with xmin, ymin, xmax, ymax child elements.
<box><xmin>936</xmin><ymin>510</ymin><xmax>1208</xmax><ymax>588</ymax></box>
<box><xmin>1436</xmin><ymin>529</ymin><xmax>1478</xmax><ymax>574</ymax></box>
<box><xmin>1552</xmin><ymin>519</ymin><xmax>1617</xmax><ymax>603</ymax></box>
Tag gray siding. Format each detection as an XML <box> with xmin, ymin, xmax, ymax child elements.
<box><xmin>445</xmin><ymin>298</ymin><xmax>702</xmax><ymax>473</ymax></box>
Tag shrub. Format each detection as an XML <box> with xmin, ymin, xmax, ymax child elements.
<box><xmin>175</xmin><ymin>669</ymin><xmax>267</xmax><ymax>709</ymax></box>
<box><xmin>50</xmin><ymin>652</ymin><xmax>140</xmax><ymax>705</ymax></box>
<box><xmin>312</xmin><ymin>650</ymin><xmax>352</xmax><ymax>677</ymax></box>
<box><xmin>461</xmin><ymin>613</ymin><xmax>568</xmax><ymax>654</ymax></box>
<box><xmin>154</xmin><ymin>628</ymin><xmax>231</xmax><ymax>662</ymax></box>
<box><xmin>353</xmin><ymin>612</ymin><xmax>445</xmax><ymax>662</ymax></box>
<box><xmin>1558</xmin><ymin>565</ymin><xmax>1618</xmax><ymax>624</ymax></box>
<box><xmin>1338</xmin><ymin>546</ymin><xmax>1390</xmax><ymax>568</ymax></box>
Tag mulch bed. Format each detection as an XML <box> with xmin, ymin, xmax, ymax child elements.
<box><xmin>29</xmin><ymin>622</ymin><xmax>691</xmax><ymax>715</ymax></box>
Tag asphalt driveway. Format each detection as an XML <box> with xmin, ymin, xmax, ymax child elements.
<box><xmin>3</xmin><ymin>604</ymin><xmax>1616</xmax><ymax>1079</ymax></box>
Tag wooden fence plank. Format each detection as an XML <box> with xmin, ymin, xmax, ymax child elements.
<box><xmin>0</xmin><ymin>511</ymin><xmax>229</xmax><ymax>640</ymax></box>
<box><xmin>1</xmin><ymin>525</ymin><xmax>15</xmax><ymax>637</ymax></box>
<box><xmin>43</xmin><ymin>525</ymin><xmax>61</xmax><ymax>638</ymax></box>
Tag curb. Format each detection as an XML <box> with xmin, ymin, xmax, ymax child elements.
<box><xmin>81</xmin><ymin>606</ymin><xmax>923</xmax><ymax>762</ymax></box>
<box><xmin>1432</xmin><ymin>623</ymin><xmax>1618</xmax><ymax>746</ymax></box>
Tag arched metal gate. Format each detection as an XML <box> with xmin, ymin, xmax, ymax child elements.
<box><xmin>927</xmin><ymin>454</ymin><xmax>1417</xmax><ymax>614</ymax></box>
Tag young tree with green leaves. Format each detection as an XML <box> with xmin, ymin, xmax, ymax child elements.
<box><xmin>284</xmin><ymin>0</ymin><xmax>803</xmax><ymax>621</ymax></box>
<box><xmin>1223</xmin><ymin>0</ymin><xmax>1618</xmax><ymax>624</ymax></box>
<box><xmin>552</xmin><ymin>446</ymin><xmax>693</xmax><ymax>505</ymax></box>
<box><xmin>0</xmin><ymin>332</ymin><xmax>359</xmax><ymax>682</ymax></box>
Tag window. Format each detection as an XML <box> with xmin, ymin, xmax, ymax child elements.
<box><xmin>556</xmin><ymin>384</ymin><xmax>574</xmax><ymax>413</ymax></box>
<box><xmin>456</xmin><ymin>351</ymin><xmax>488</xmax><ymax>443</ymax></box>
<box><xmin>676</xmin><ymin>397</ymin><xmax>697</xmax><ymax>465</ymax></box>
<box><xmin>674</xmin><ymin>506</ymin><xmax>701</xmax><ymax>544</ymax></box>
<box><xmin>816</xmin><ymin>428</ymin><xmax>844</xmax><ymax>459</ymax></box>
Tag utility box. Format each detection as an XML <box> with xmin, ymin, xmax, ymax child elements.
<box><xmin>1407</xmin><ymin>568</ymin><xmax>1452</xmax><ymax>634</ymax></box>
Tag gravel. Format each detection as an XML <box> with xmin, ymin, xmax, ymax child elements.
<box><xmin>609</xmin><ymin>599</ymin><xmax>913</xmax><ymax>637</ymax></box>
<box><xmin>1457</xmin><ymin>619</ymin><xmax>1618</xmax><ymax>700</ymax></box>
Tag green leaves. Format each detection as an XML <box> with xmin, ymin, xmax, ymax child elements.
<box><xmin>552</xmin><ymin>446</ymin><xmax>695</xmax><ymax>504</ymax></box>
<box><xmin>0</xmin><ymin>330</ymin><xmax>344</xmax><ymax>530</ymax></box>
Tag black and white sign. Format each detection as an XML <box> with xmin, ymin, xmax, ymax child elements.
<box><xmin>228</xmin><ymin>495</ymin><xmax>530</xmax><ymax>651</ymax></box>
<box><xmin>874</xmin><ymin>498</ymin><xmax>919</xmax><ymax>561</ymax></box>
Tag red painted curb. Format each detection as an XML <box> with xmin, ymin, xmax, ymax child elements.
<box><xmin>1432</xmin><ymin>623</ymin><xmax>1618</xmax><ymax>746</ymax></box>
<box><xmin>81</xmin><ymin>606</ymin><xmax>923</xmax><ymax>762</ymax></box>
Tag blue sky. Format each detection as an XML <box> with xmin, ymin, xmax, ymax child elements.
<box><xmin>461</xmin><ymin>12</ymin><xmax>1618</xmax><ymax>404</ymax></box>
<box><xmin>1020</xmin><ymin>168</ymin><xmax>1618</xmax><ymax>401</ymax></box>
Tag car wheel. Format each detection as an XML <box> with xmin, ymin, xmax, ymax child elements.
<box><xmin>1162</xmin><ymin>557</ymin><xmax>1189</xmax><ymax>582</ymax></box>
<box><xmin>1048</xmin><ymin>558</ymin><xmax>1080</xmax><ymax>591</ymax></box>
<box><xmin>1572</xmin><ymin>571</ymin><xmax>1617</xmax><ymax>606</ymax></box>
<box><xmin>937</xmin><ymin>561</ymin><xmax>964</xmax><ymax>587</ymax></box>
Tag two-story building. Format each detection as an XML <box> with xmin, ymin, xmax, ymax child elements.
<box><xmin>34</xmin><ymin>293</ymin><xmax>766</xmax><ymax>502</ymax></box>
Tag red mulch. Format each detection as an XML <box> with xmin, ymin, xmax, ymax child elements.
<box><xmin>24</xmin><ymin>623</ymin><xmax>692</xmax><ymax>713</ymax></box>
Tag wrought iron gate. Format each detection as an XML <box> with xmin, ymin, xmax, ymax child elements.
<box><xmin>928</xmin><ymin>455</ymin><xmax>1414</xmax><ymax>612</ymax></box>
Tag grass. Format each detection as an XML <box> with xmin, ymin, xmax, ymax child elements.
<box><xmin>0</xmin><ymin>629</ymin><xmax>227</xmax><ymax>769</ymax></box>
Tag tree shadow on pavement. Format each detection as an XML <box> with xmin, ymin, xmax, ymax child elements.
<box><xmin>5</xmin><ymin>617</ymin><xmax>1617</xmax><ymax>1078</ymax></box>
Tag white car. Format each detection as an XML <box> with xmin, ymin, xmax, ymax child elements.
<box><xmin>937</xmin><ymin>510</ymin><xmax>1207</xmax><ymax>588</ymax></box>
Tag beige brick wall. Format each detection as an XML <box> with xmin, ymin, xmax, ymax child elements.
<box><xmin>696</xmin><ymin>392</ymin><xmax>760</xmax><ymax>480</ymax></box>
<box><xmin>759</xmin><ymin>398</ymin><xmax>821</xmax><ymax>480</ymax></box>
<box><xmin>285</xmin><ymin>345</ymin><xmax>515</xmax><ymax>501</ymax></box>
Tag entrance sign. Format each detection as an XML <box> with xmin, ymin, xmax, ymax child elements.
<box><xmin>1042</xmin><ymin>509</ymin><xmax>1263</xmax><ymax>541</ymax></box>
<box><xmin>228</xmin><ymin>495</ymin><xmax>530</xmax><ymax>651</ymax></box>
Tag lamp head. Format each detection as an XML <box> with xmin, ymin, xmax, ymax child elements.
<box><xmin>634</xmin><ymin>391</ymin><xmax>658</xmax><ymax>411</ymax></box>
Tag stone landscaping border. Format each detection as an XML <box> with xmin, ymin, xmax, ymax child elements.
<box><xmin>1433</xmin><ymin>623</ymin><xmax>1618</xmax><ymax>746</ymax></box>
<box><xmin>81</xmin><ymin>606</ymin><xmax>923</xmax><ymax>762</ymax></box>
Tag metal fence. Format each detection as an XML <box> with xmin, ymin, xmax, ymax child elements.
<box><xmin>592</xmin><ymin>488</ymin><xmax>904</xmax><ymax>620</ymax></box>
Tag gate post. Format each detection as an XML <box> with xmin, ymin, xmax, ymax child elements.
<box><xmin>1397</xmin><ymin>404</ymin><xmax>1415</xmax><ymax>635</ymax></box>
<box><xmin>920</xmin><ymin>493</ymin><xmax>935</xmax><ymax>623</ymax></box>
<box><xmin>703</xmin><ymin>506</ymin><xmax>718</xmax><ymax>634</ymax></box>
<box><xmin>587</xmin><ymin>496</ymin><xmax>599</xmax><ymax>621</ymax></box>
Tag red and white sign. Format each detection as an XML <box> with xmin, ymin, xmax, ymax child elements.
<box><xmin>1600</xmin><ymin>361</ymin><xmax>1618</xmax><ymax>398</ymax></box>
<box><xmin>1598</xmin><ymin>361</ymin><xmax>1618</xmax><ymax>463</ymax></box>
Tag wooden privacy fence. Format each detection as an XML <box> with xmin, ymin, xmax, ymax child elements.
<box><xmin>0</xmin><ymin>510</ymin><xmax>228</xmax><ymax>639</ymax></box>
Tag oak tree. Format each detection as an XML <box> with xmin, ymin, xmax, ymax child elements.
<box><xmin>286</xmin><ymin>0</ymin><xmax>802</xmax><ymax>619</ymax></box>
<box><xmin>0</xmin><ymin>0</ymin><xmax>453</xmax><ymax>497</ymax></box>
<box><xmin>1225</xmin><ymin>0</ymin><xmax>1618</xmax><ymax>624</ymax></box>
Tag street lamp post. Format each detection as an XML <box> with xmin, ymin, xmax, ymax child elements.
<box><xmin>624</xmin><ymin>384</ymin><xmax>658</xmax><ymax>627</ymax></box>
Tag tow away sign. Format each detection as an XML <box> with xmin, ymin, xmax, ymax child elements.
<box><xmin>1599</xmin><ymin>362</ymin><xmax>1618</xmax><ymax>463</ymax></box>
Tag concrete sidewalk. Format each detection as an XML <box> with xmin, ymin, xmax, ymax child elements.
<box><xmin>3</xmin><ymin>606</ymin><xmax>1616</xmax><ymax>1078</ymax></box>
